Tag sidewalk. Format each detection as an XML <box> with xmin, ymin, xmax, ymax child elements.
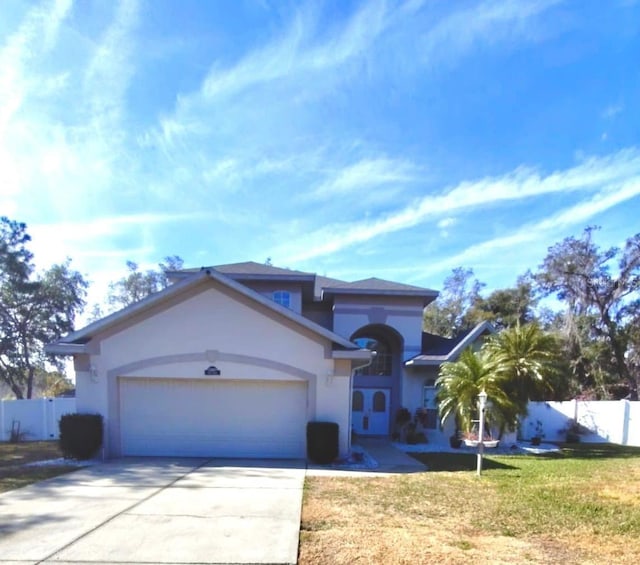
<box><xmin>306</xmin><ymin>437</ymin><xmax>426</xmax><ymax>477</ymax></box>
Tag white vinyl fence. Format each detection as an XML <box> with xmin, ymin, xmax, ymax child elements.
<box><xmin>0</xmin><ymin>398</ymin><xmax>76</xmax><ymax>442</ymax></box>
<box><xmin>521</xmin><ymin>400</ymin><xmax>640</xmax><ymax>447</ymax></box>
<box><xmin>1</xmin><ymin>397</ymin><xmax>638</xmax><ymax>447</ymax></box>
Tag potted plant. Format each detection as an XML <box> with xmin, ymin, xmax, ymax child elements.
<box><xmin>462</xmin><ymin>430</ymin><xmax>500</xmax><ymax>448</ymax></box>
<box><xmin>530</xmin><ymin>419</ymin><xmax>544</xmax><ymax>446</ymax></box>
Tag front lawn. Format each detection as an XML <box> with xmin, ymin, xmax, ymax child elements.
<box><xmin>0</xmin><ymin>441</ymin><xmax>79</xmax><ymax>493</ymax></box>
<box><xmin>299</xmin><ymin>444</ymin><xmax>640</xmax><ymax>564</ymax></box>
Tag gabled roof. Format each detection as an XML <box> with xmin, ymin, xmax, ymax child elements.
<box><xmin>322</xmin><ymin>277</ymin><xmax>437</xmax><ymax>304</ymax></box>
<box><xmin>328</xmin><ymin>277</ymin><xmax>435</xmax><ymax>292</ymax></box>
<box><xmin>46</xmin><ymin>269</ymin><xmax>361</xmax><ymax>355</ymax></box>
<box><xmin>420</xmin><ymin>332</ymin><xmax>465</xmax><ymax>357</ymax></box>
<box><xmin>405</xmin><ymin>321</ymin><xmax>496</xmax><ymax>366</ymax></box>
<box><xmin>314</xmin><ymin>275</ymin><xmax>348</xmax><ymax>300</ymax></box>
<box><xmin>175</xmin><ymin>261</ymin><xmax>316</xmax><ymax>282</ymax></box>
<box><xmin>170</xmin><ymin>261</ymin><xmax>437</xmax><ymax>303</ymax></box>
<box><xmin>210</xmin><ymin>261</ymin><xmax>315</xmax><ymax>278</ymax></box>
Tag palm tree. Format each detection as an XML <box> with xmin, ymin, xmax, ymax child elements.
<box><xmin>436</xmin><ymin>347</ymin><xmax>517</xmax><ymax>437</ymax></box>
<box><xmin>484</xmin><ymin>322</ymin><xmax>561</xmax><ymax>415</ymax></box>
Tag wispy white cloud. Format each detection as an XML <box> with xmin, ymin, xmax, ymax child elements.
<box><xmin>437</xmin><ymin>217</ymin><xmax>457</xmax><ymax>238</ymax></box>
<box><xmin>437</xmin><ymin>217</ymin><xmax>457</xmax><ymax>229</ymax></box>
<box><xmin>0</xmin><ymin>0</ymin><xmax>72</xmax><ymax>128</ymax></box>
<box><xmin>418</xmin><ymin>0</ymin><xmax>562</xmax><ymax>66</ymax></box>
<box><xmin>0</xmin><ymin>0</ymin><xmax>144</xmax><ymax>228</ymax></box>
<box><xmin>602</xmin><ymin>103</ymin><xmax>624</xmax><ymax>119</ymax></box>
<box><xmin>200</xmin><ymin>1</ymin><xmax>389</xmax><ymax>101</ymax></box>
<box><xmin>0</xmin><ymin>0</ymin><xmax>73</xmax><ymax>214</ymax></box>
<box><xmin>31</xmin><ymin>212</ymin><xmax>205</xmax><ymax>242</ymax></box>
<box><xmin>83</xmin><ymin>0</ymin><xmax>139</xmax><ymax>133</ymax></box>
<box><xmin>309</xmin><ymin>157</ymin><xmax>419</xmax><ymax>200</ymax></box>
<box><xmin>279</xmin><ymin>148</ymin><xmax>640</xmax><ymax>262</ymax></box>
<box><xmin>153</xmin><ymin>2</ymin><xmax>392</xmax><ymax>147</ymax></box>
<box><xmin>417</xmin><ymin>179</ymin><xmax>640</xmax><ymax>279</ymax></box>
<box><xmin>152</xmin><ymin>0</ymin><xmax>559</xmax><ymax>149</ymax></box>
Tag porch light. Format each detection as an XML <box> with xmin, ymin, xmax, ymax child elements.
<box><xmin>477</xmin><ymin>390</ymin><xmax>487</xmax><ymax>476</ymax></box>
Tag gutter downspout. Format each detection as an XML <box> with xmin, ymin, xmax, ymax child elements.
<box><xmin>348</xmin><ymin>351</ymin><xmax>376</xmax><ymax>453</ymax></box>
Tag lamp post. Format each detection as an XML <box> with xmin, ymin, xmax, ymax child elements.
<box><xmin>477</xmin><ymin>389</ymin><xmax>488</xmax><ymax>476</ymax></box>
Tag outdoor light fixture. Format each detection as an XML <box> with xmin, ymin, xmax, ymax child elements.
<box><xmin>204</xmin><ymin>366</ymin><xmax>221</xmax><ymax>376</ymax></box>
<box><xmin>477</xmin><ymin>389</ymin><xmax>488</xmax><ymax>476</ymax></box>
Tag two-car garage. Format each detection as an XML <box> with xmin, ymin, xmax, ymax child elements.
<box><xmin>119</xmin><ymin>377</ymin><xmax>308</xmax><ymax>458</ymax></box>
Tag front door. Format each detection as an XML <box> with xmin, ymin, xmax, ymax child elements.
<box><xmin>352</xmin><ymin>388</ymin><xmax>390</xmax><ymax>435</ymax></box>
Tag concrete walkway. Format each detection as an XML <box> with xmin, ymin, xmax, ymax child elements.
<box><xmin>0</xmin><ymin>457</ymin><xmax>305</xmax><ymax>565</ymax></box>
<box><xmin>306</xmin><ymin>437</ymin><xmax>427</xmax><ymax>477</ymax></box>
<box><xmin>357</xmin><ymin>437</ymin><xmax>427</xmax><ymax>472</ymax></box>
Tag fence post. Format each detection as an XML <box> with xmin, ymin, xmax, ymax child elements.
<box><xmin>40</xmin><ymin>398</ymin><xmax>47</xmax><ymax>441</ymax></box>
<box><xmin>621</xmin><ymin>399</ymin><xmax>631</xmax><ymax>446</ymax></box>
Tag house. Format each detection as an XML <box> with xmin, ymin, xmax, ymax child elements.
<box><xmin>46</xmin><ymin>261</ymin><xmax>492</xmax><ymax>459</ymax></box>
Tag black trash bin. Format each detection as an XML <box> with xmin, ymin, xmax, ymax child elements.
<box><xmin>306</xmin><ymin>421</ymin><xmax>339</xmax><ymax>464</ymax></box>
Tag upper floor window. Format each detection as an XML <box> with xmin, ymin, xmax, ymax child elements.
<box><xmin>272</xmin><ymin>290</ymin><xmax>291</xmax><ymax>309</ymax></box>
<box><xmin>354</xmin><ymin>337</ymin><xmax>392</xmax><ymax>376</ymax></box>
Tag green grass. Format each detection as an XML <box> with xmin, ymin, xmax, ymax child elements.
<box><xmin>301</xmin><ymin>443</ymin><xmax>640</xmax><ymax>564</ymax></box>
<box><xmin>0</xmin><ymin>441</ymin><xmax>79</xmax><ymax>493</ymax></box>
<box><xmin>410</xmin><ymin>443</ymin><xmax>640</xmax><ymax>538</ymax></box>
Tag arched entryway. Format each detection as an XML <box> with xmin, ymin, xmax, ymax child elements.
<box><xmin>351</xmin><ymin>324</ymin><xmax>403</xmax><ymax>436</ymax></box>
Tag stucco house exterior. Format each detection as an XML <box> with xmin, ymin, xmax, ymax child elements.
<box><xmin>47</xmin><ymin>262</ymin><xmax>492</xmax><ymax>459</ymax></box>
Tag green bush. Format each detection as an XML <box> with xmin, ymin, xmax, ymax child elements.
<box><xmin>59</xmin><ymin>413</ymin><xmax>103</xmax><ymax>460</ymax></box>
<box><xmin>307</xmin><ymin>422</ymin><xmax>339</xmax><ymax>464</ymax></box>
<box><xmin>407</xmin><ymin>430</ymin><xmax>427</xmax><ymax>445</ymax></box>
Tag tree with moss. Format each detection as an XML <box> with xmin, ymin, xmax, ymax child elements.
<box><xmin>535</xmin><ymin>227</ymin><xmax>640</xmax><ymax>399</ymax></box>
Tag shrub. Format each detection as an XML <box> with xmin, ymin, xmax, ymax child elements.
<box><xmin>59</xmin><ymin>413</ymin><xmax>104</xmax><ymax>460</ymax></box>
<box><xmin>395</xmin><ymin>407</ymin><xmax>411</xmax><ymax>424</ymax></box>
<box><xmin>307</xmin><ymin>421</ymin><xmax>339</xmax><ymax>464</ymax></box>
<box><xmin>407</xmin><ymin>430</ymin><xmax>427</xmax><ymax>445</ymax></box>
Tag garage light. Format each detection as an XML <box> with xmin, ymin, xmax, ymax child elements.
<box><xmin>204</xmin><ymin>366</ymin><xmax>221</xmax><ymax>376</ymax></box>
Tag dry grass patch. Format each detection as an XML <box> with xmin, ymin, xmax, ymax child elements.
<box><xmin>299</xmin><ymin>444</ymin><xmax>640</xmax><ymax>564</ymax></box>
<box><xmin>0</xmin><ymin>441</ymin><xmax>61</xmax><ymax>467</ymax></box>
<box><xmin>0</xmin><ymin>441</ymin><xmax>78</xmax><ymax>493</ymax></box>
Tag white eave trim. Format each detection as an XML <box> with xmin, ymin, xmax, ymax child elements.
<box><xmin>332</xmin><ymin>349</ymin><xmax>373</xmax><ymax>361</ymax></box>
<box><xmin>45</xmin><ymin>343</ymin><xmax>90</xmax><ymax>356</ymax></box>
<box><xmin>405</xmin><ymin>357</ymin><xmax>446</xmax><ymax>366</ymax></box>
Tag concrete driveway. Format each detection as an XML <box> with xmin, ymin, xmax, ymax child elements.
<box><xmin>0</xmin><ymin>457</ymin><xmax>305</xmax><ymax>565</ymax></box>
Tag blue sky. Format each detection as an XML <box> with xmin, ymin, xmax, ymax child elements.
<box><xmin>1</xmin><ymin>0</ymin><xmax>639</xmax><ymax>307</ymax></box>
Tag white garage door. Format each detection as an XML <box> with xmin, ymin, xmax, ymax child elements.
<box><xmin>119</xmin><ymin>377</ymin><xmax>307</xmax><ymax>458</ymax></box>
